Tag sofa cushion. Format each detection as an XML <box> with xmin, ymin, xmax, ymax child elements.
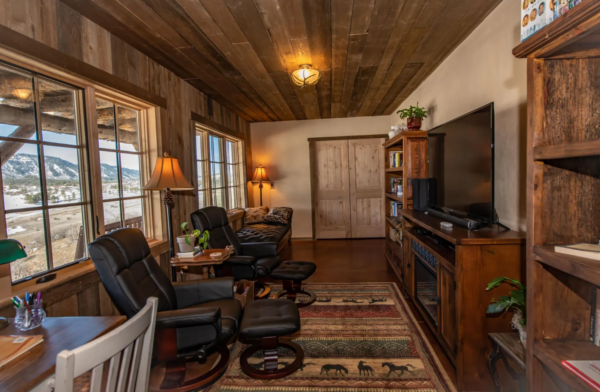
<box><xmin>236</xmin><ymin>223</ymin><xmax>289</xmax><ymax>244</ymax></box>
<box><xmin>244</xmin><ymin>206</ymin><xmax>269</xmax><ymax>225</ymax></box>
<box><xmin>264</xmin><ymin>207</ymin><xmax>293</xmax><ymax>225</ymax></box>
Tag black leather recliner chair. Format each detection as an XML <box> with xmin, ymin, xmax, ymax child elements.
<box><xmin>88</xmin><ymin>228</ymin><xmax>242</xmax><ymax>389</ymax></box>
<box><xmin>190</xmin><ymin>207</ymin><xmax>282</xmax><ymax>281</ymax></box>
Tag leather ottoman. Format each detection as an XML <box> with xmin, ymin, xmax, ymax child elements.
<box><xmin>238</xmin><ymin>299</ymin><xmax>304</xmax><ymax>379</ymax></box>
<box><xmin>271</xmin><ymin>261</ymin><xmax>317</xmax><ymax>308</ymax></box>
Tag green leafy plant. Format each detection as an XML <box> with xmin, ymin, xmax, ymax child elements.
<box><xmin>181</xmin><ymin>222</ymin><xmax>210</xmax><ymax>248</ymax></box>
<box><xmin>486</xmin><ymin>277</ymin><xmax>526</xmax><ymax>326</ymax></box>
<box><xmin>396</xmin><ymin>102</ymin><xmax>428</xmax><ymax>120</ymax></box>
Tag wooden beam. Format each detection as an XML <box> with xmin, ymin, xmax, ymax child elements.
<box><xmin>60</xmin><ymin>0</ymin><xmax>261</xmax><ymax>122</ymax></box>
<box><xmin>303</xmin><ymin>0</ymin><xmax>332</xmax><ymax>119</ymax></box>
<box><xmin>0</xmin><ymin>104</ymin><xmax>136</xmax><ymax>143</ymax></box>
<box><xmin>373</xmin><ymin>62</ymin><xmax>423</xmax><ymax>115</ymax></box>
<box><xmin>0</xmin><ymin>125</ymin><xmax>36</xmax><ymax>165</ymax></box>
<box><xmin>363</xmin><ymin>0</ymin><xmax>447</xmax><ymax>116</ymax></box>
<box><xmin>0</xmin><ymin>24</ymin><xmax>167</xmax><ymax>108</ymax></box>
<box><xmin>383</xmin><ymin>0</ymin><xmax>501</xmax><ymax>114</ymax></box>
<box><xmin>191</xmin><ymin>111</ymin><xmax>244</xmax><ymax>140</ymax></box>
<box><xmin>331</xmin><ymin>0</ymin><xmax>353</xmax><ymax>118</ymax></box>
<box><xmin>176</xmin><ymin>0</ymin><xmax>282</xmax><ymax>121</ymax></box>
<box><xmin>338</xmin><ymin>33</ymin><xmax>368</xmax><ymax>117</ymax></box>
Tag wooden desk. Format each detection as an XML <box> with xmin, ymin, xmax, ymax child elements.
<box><xmin>0</xmin><ymin>316</ymin><xmax>125</xmax><ymax>392</ymax></box>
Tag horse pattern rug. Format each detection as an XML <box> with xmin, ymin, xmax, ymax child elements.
<box><xmin>208</xmin><ymin>283</ymin><xmax>456</xmax><ymax>392</ymax></box>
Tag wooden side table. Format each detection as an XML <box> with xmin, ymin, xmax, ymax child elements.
<box><xmin>488</xmin><ymin>332</ymin><xmax>525</xmax><ymax>392</ymax></box>
<box><xmin>170</xmin><ymin>248</ymin><xmax>232</xmax><ymax>281</ymax></box>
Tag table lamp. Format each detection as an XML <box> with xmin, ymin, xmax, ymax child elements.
<box><xmin>0</xmin><ymin>239</ymin><xmax>27</xmax><ymax>329</ymax></box>
<box><xmin>144</xmin><ymin>153</ymin><xmax>194</xmax><ymax>278</ymax></box>
<box><xmin>252</xmin><ymin>164</ymin><xmax>274</xmax><ymax>207</ymax></box>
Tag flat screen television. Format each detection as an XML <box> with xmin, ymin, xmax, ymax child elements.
<box><xmin>427</xmin><ymin>103</ymin><xmax>495</xmax><ymax>224</ymax></box>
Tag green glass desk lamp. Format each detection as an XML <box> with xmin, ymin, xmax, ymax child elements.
<box><xmin>0</xmin><ymin>239</ymin><xmax>27</xmax><ymax>329</ymax></box>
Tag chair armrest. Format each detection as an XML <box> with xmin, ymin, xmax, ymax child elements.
<box><xmin>225</xmin><ymin>255</ymin><xmax>256</xmax><ymax>266</ymax></box>
<box><xmin>173</xmin><ymin>277</ymin><xmax>234</xmax><ymax>308</ymax></box>
<box><xmin>241</xmin><ymin>242</ymin><xmax>278</xmax><ymax>258</ymax></box>
<box><xmin>156</xmin><ymin>307</ymin><xmax>220</xmax><ymax>329</ymax></box>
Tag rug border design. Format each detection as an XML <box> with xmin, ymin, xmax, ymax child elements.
<box><xmin>208</xmin><ymin>282</ymin><xmax>457</xmax><ymax>392</ymax></box>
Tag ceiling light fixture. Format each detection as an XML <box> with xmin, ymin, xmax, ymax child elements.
<box><xmin>12</xmin><ymin>89</ymin><xmax>32</xmax><ymax>100</ymax></box>
<box><xmin>291</xmin><ymin>64</ymin><xmax>320</xmax><ymax>88</ymax></box>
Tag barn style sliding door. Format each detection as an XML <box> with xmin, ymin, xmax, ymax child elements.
<box><xmin>310</xmin><ymin>137</ymin><xmax>385</xmax><ymax>239</ymax></box>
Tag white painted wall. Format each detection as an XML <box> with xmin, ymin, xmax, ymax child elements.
<box><xmin>389</xmin><ymin>0</ymin><xmax>527</xmax><ymax>231</ymax></box>
<box><xmin>249</xmin><ymin>116</ymin><xmax>390</xmax><ymax>238</ymax></box>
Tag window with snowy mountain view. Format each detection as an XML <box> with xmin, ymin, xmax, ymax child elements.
<box><xmin>96</xmin><ymin>99</ymin><xmax>144</xmax><ymax>234</ymax></box>
<box><xmin>0</xmin><ymin>64</ymin><xmax>89</xmax><ymax>282</ymax></box>
<box><xmin>0</xmin><ymin>64</ymin><xmax>145</xmax><ymax>283</ymax></box>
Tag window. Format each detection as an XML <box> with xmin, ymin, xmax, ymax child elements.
<box><xmin>0</xmin><ymin>64</ymin><xmax>89</xmax><ymax>282</ymax></box>
<box><xmin>195</xmin><ymin>126</ymin><xmax>246</xmax><ymax>210</ymax></box>
<box><xmin>96</xmin><ymin>99</ymin><xmax>144</xmax><ymax>233</ymax></box>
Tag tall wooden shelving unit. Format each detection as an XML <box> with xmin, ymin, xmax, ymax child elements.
<box><xmin>514</xmin><ymin>2</ymin><xmax>600</xmax><ymax>391</ymax></box>
<box><xmin>382</xmin><ymin>131</ymin><xmax>427</xmax><ymax>284</ymax></box>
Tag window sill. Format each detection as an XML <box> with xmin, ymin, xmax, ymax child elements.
<box><xmin>0</xmin><ymin>238</ymin><xmax>169</xmax><ymax>308</ymax></box>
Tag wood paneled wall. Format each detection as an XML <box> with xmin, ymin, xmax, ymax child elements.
<box><xmin>0</xmin><ymin>0</ymin><xmax>252</xmax><ymax>317</ymax></box>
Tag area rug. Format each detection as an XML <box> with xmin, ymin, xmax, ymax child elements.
<box><xmin>208</xmin><ymin>283</ymin><xmax>456</xmax><ymax>392</ymax></box>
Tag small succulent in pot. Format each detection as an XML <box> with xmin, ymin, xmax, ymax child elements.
<box><xmin>396</xmin><ymin>103</ymin><xmax>428</xmax><ymax>130</ymax></box>
<box><xmin>177</xmin><ymin>222</ymin><xmax>210</xmax><ymax>253</ymax></box>
<box><xmin>486</xmin><ymin>276</ymin><xmax>527</xmax><ymax>346</ymax></box>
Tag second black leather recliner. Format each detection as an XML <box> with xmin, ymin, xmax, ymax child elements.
<box><xmin>190</xmin><ymin>206</ymin><xmax>282</xmax><ymax>281</ymax></box>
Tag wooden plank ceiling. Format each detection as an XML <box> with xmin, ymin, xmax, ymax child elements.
<box><xmin>61</xmin><ymin>0</ymin><xmax>502</xmax><ymax>122</ymax></box>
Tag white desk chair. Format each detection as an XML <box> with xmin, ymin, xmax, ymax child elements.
<box><xmin>53</xmin><ymin>297</ymin><xmax>158</xmax><ymax>392</ymax></box>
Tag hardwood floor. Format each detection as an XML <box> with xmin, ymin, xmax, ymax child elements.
<box><xmin>274</xmin><ymin>238</ymin><xmax>458</xmax><ymax>388</ymax></box>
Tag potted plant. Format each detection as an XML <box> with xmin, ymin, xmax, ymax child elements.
<box><xmin>396</xmin><ymin>103</ymin><xmax>428</xmax><ymax>130</ymax></box>
<box><xmin>486</xmin><ymin>276</ymin><xmax>526</xmax><ymax>346</ymax></box>
<box><xmin>177</xmin><ymin>222</ymin><xmax>210</xmax><ymax>253</ymax></box>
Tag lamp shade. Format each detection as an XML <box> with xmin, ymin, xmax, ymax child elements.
<box><xmin>252</xmin><ymin>165</ymin><xmax>271</xmax><ymax>182</ymax></box>
<box><xmin>144</xmin><ymin>153</ymin><xmax>194</xmax><ymax>191</ymax></box>
<box><xmin>0</xmin><ymin>239</ymin><xmax>27</xmax><ymax>265</ymax></box>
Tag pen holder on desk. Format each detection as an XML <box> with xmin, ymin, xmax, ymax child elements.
<box><xmin>14</xmin><ymin>300</ymin><xmax>45</xmax><ymax>331</ymax></box>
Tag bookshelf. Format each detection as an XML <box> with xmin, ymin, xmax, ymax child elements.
<box><xmin>382</xmin><ymin>130</ymin><xmax>427</xmax><ymax>285</ymax></box>
<box><xmin>513</xmin><ymin>2</ymin><xmax>600</xmax><ymax>390</ymax></box>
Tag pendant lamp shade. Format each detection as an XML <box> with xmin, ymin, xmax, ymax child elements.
<box><xmin>144</xmin><ymin>153</ymin><xmax>194</xmax><ymax>191</ymax></box>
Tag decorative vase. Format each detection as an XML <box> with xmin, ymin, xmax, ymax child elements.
<box><xmin>177</xmin><ymin>235</ymin><xmax>196</xmax><ymax>253</ymax></box>
<box><xmin>511</xmin><ymin>309</ymin><xmax>526</xmax><ymax>347</ymax></box>
<box><xmin>407</xmin><ymin>117</ymin><xmax>422</xmax><ymax>130</ymax></box>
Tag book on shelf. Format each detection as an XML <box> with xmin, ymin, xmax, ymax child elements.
<box><xmin>0</xmin><ymin>335</ymin><xmax>44</xmax><ymax>368</ymax></box>
<box><xmin>561</xmin><ymin>360</ymin><xmax>600</xmax><ymax>391</ymax></box>
<box><xmin>388</xmin><ymin>151</ymin><xmax>403</xmax><ymax>168</ymax></box>
<box><xmin>555</xmin><ymin>243</ymin><xmax>600</xmax><ymax>261</ymax></box>
<box><xmin>390</xmin><ymin>178</ymin><xmax>403</xmax><ymax>195</ymax></box>
<box><xmin>390</xmin><ymin>201</ymin><xmax>402</xmax><ymax>217</ymax></box>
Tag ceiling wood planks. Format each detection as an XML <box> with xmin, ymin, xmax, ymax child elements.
<box><xmin>59</xmin><ymin>0</ymin><xmax>502</xmax><ymax>122</ymax></box>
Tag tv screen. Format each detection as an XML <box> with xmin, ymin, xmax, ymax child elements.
<box><xmin>427</xmin><ymin>103</ymin><xmax>495</xmax><ymax>223</ymax></box>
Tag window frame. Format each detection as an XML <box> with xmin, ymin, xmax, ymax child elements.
<box><xmin>0</xmin><ymin>62</ymin><xmax>93</xmax><ymax>284</ymax></box>
<box><xmin>194</xmin><ymin>123</ymin><xmax>247</xmax><ymax>211</ymax></box>
<box><xmin>0</xmin><ymin>58</ymin><xmax>161</xmax><ymax>286</ymax></box>
<box><xmin>94</xmin><ymin>98</ymin><xmax>146</xmax><ymax>235</ymax></box>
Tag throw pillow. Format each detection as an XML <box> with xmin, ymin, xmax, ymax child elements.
<box><xmin>244</xmin><ymin>206</ymin><xmax>269</xmax><ymax>225</ymax></box>
<box><xmin>264</xmin><ymin>207</ymin><xmax>293</xmax><ymax>225</ymax></box>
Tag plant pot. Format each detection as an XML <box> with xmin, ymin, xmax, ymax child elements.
<box><xmin>407</xmin><ymin>117</ymin><xmax>422</xmax><ymax>130</ymax></box>
<box><xmin>511</xmin><ymin>310</ymin><xmax>526</xmax><ymax>347</ymax></box>
<box><xmin>177</xmin><ymin>235</ymin><xmax>196</xmax><ymax>253</ymax></box>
